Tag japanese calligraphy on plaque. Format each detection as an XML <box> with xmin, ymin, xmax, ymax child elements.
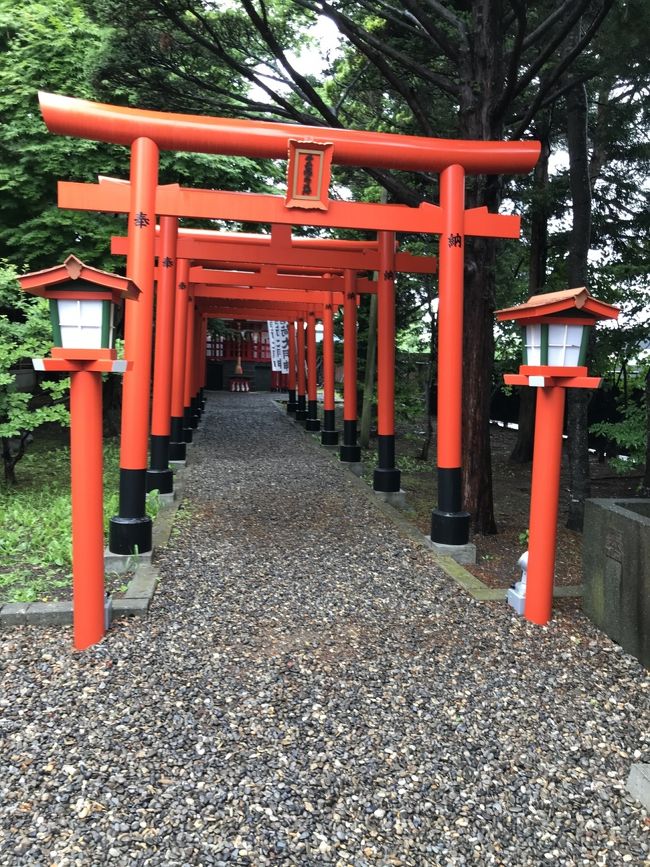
<box><xmin>285</xmin><ymin>140</ymin><xmax>334</xmax><ymax>211</ymax></box>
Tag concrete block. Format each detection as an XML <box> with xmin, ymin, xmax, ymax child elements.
<box><xmin>124</xmin><ymin>566</ymin><xmax>158</xmax><ymax>599</ymax></box>
<box><xmin>342</xmin><ymin>461</ymin><xmax>364</xmax><ymax>477</ymax></box>
<box><xmin>554</xmin><ymin>584</ymin><xmax>584</xmax><ymax>598</ymax></box>
<box><xmin>423</xmin><ymin>538</ymin><xmax>477</xmax><ymax>565</ymax></box>
<box><xmin>0</xmin><ymin>603</ymin><xmax>29</xmax><ymax>627</ymax></box>
<box><xmin>373</xmin><ymin>489</ymin><xmax>409</xmax><ymax>511</ymax></box>
<box><xmin>584</xmin><ymin>499</ymin><xmax>650</xmax><ymax>668</ymax></box>
<box><xmin>112</xmin><ymin>597</ymin><xmax>151</xmax><ymax>618</ymax></box>
<box><xmin>158</xmin><ymin>492</ymin><xmax>175</xmax><ymax>507</ymax></box>
<box><xmin>152</xmin><ymin>508</ymin><xmax>178</xmax><ymax>548</ymax></box>
<box><xmin>104</xmin><ymin>548</ymin><xmax>152</xmax><ymax>575</ymax></box>
<box><xmin>474</xmin><ymin>588</ymin><xmax>508</xmax><ymax>602</ymax></box>
<box><xmin>25</xmin><ymin>602</ymin><xmax>73</xmax><ymax>626</ymax></box>
<box><xmin>626</xmin><ymin>764</ymin><xmax>650</xmax><ymax>810</ymax></box>
<box><xmin>507</xmin><ymin>585</ymin><xmax>526</xmax><ymax>615</ymax></box>
<box><xmin>169</xmin><ymin>459</ymin><xmax>186</xmax><ymax>468</ymax></box>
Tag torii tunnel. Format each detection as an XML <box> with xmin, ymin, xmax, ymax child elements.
<box><xmin>39</xmin><ymin>92</ymin><xmax>540</xmax><ymax>558</ymax></box>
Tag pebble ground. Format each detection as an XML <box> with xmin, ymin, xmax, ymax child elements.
<box><xmin>1</xmin><ymin>392</ymin><xmax>648</xmax><ymax>867</ymax></box>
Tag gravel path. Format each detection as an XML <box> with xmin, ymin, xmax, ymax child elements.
<box><xmin>1</xmin><ymin>392</ymin><xmax>648</xmax><ymax>867</ymax></box>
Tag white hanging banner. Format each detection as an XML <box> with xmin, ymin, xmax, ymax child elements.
<box><xmin>267</xmin><ymin>321</ymin><xmax>289</xmax><ymax>373</ymax></box>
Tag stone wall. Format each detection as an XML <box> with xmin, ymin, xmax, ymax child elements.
<box><xmin>583</xmin><ymin>499</ymin><xmax>650</xmax><ymax>668</ymax></box>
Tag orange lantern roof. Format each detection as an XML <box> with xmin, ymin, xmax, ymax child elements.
<box><xmin>18</xmin><ymin>254</ymin><xmax>140</xmax><ymax>303</ymax></box>
<box><xmin>496</xmin><ymin>287</ymin><xmax>618</xmax><ymax>324</ymax></box>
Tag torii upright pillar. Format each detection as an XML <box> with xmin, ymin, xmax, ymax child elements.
<box><xmin>183</xmin><ymin>286</ymin><xmax>196</xmax><ymax>440</ymax></box>
<box><xmin>373</xmin><ymin>231</ymin><xmax>400</xmax><ymax>494</ymax></box>
<box><xmin>320</xmin><ymin>294</ymin><xmax>338</xmax><ymax>446</ymax></box>
<box><xmin>286</xmin><ymin>320</ymin><xmax>298</xmax><ymax>413</ymax></box>
<box><xmin>146</xmin><ymin>215</ymin><xmax>177</xmax><ymax>496</ymax></box>
<box><xmin>430</xmin><ymin>165</ymin><xmax>471</xmax><ymax>546</ymax></box>
<box><xmin>169</xmin><ymin>259</ymin><xmax>189</xmax><ymax>461</ymax></box>
<box><xmin>340</xmin><ymin>271</ymin><xmax>361</xmax><ymax>463</ymax></box>
<box><xmin>305</xmin><ymin>310</ymin><xmax>321</xmax><ymax>432</ymax></box>
<box><xmin>108</xmin><ymin>137</ymin><xmax>159</xmax><ymax>555</ymax></box>
<box><xmin>295</xmin><ymin>317</ymin><xmax>307</xmax><ymax>422</ymax></box>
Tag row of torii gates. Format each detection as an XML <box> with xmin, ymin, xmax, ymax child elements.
<box><xmin>39</xmin><ymin>92</ymin><xmax>540</xmax><ymax>560</ymax></box>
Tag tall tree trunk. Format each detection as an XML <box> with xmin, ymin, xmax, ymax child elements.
<box><xmin>642</xmin><ymin>367</ymin><xmax>650</xmax><ymax>497</ymax></box>
<box><xmin>419</xmin><ymin>297</ymin><xmax>437</xmax><ymax>462</ymax></box>
<box><xmin>565</xmin><ymin>82</ymin><xmax>592</xmax><ymax>531</ymax></box>
<box><xmin>456</xmin><ymin>0</ymin><xmax>503</xmax><ymax>535</ymax></box>
<box><xmin>462</xmin><ymin>225</ymin><xmax>498</xmax><ymax>533</ymax></box>
<box><xmin>359</xmin><ymin>292</ymin><xmax>377</xmax><ymax>449</ymax></box>
<box><xmin>510</xmin><ymin>115</ymin><xmax>552</xmax><ymax>463</ymax></box>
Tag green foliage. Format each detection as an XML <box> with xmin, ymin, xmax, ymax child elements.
<box><xmin>0</xmin><ymin>439</ymin><xmax>159</xmax><ymax>601</ymax></box>
<box><xmin>0</xmin><ymin>0</ymin><xmax>127</xmax><ymax>270</ymax></box>
<box><xmin>0</xmin><ymin>262</ymin><xmax>69</xmax><ymax>481</ymax></box>
<box><xmin>361</xmin><ymin>449</ymin><xmax>424</xmax><ymax>476</ymax></box>
<box><xmin>590</xmin><ymin>384</ymin><xmax>648</xmax><ymax>473</ymax></box>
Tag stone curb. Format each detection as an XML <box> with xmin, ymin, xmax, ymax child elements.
<box><xmin>273</xmin><ymin>399</ymin><xmax>584</xmax><ymax>604</ymax></box>
<box><xmin>0</xmin><ymin>463</ymin><xmax>189</xmax><ymax>631</ymax></box>
<box><xmin>626</xmin><ymin>763</ymin><xmax>650</xmax><ymax>810</ymax></box>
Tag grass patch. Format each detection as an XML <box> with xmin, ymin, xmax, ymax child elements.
<box><xmin>0</xmin><ymin>438</ymin><xmax>160</xmax><ymax>603</ymax></box>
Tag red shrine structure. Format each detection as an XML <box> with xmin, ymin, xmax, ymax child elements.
<box><xmin>38</xmin><ymin>91</ymin><xmax>540</xmax><ymax>570</ymax></box>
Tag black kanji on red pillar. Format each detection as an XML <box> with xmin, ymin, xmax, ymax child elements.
<box><xmin>134</xmin><ymin>211</ymin><xmax>150</xmax><ymax>228</ymax></box>
<box><xmin>302</xmin><ymin>154</ymin><xmax>314</xmax><ymax>196</ymax></box>
<box><xmin>448</xmin><ymin>233</ymin><xmax>462</xmax><ymax>248</ymax></box>
<box><xmin>161</xmin><ymin>257</ymin><xmax>174</xmax><ymax>268</ymax></box>
<box><xmin>178</xmin><ymin>281</ymin><xmax>187</xmax><ymax>290</ymax></box>
<box><xmin>383</xmin><ymin>270</ymin><xmax>396</xmax><ymax>280</ymax></box>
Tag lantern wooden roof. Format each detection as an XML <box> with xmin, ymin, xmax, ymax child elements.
<box><xmin>496</xmin><ymin>287</ymin><xmax>618</xmax><ymax>323</ymax></box>
<box><xmin>18</xmin><ymin>255</ymin><xmax>140</xmax><ymax>303</ymax></box>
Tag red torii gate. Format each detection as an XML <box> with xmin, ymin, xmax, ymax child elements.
<box><xmin>111</xmin><ymin>223</ymin><xmax>435</xmax><ymax>496</ymax></box>
<box><xmin>39</xmin><ymin>92</ymin><xmax>539</xmax><ymax>558</ymax></box>
<box><xmin>199</xmin><ymin>299</ymin><xmax>333</xmax><ymax>432</ymax></box>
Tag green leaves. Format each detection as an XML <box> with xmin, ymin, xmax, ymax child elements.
<box><xmin>0</xmin><ymin>261</ymin><xmax>70</xmax><ymax>478</ymax></box>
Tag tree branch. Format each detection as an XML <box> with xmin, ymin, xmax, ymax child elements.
<box><xmin>419</xmin><ymin>0</ymin><xmax>468</xmax><ymax>41</ymax></box>
<box><xmin>511</xmin><ymin>1</ymin><xmax>614</xmax><ymax>138</ymax></box>
<box><xmin>399</xmin><ymin>0</ymin><xmax>461</xmax><ymax>61</ymax></box>
<box><xmin>509</xmin><ymin>0</ymin><xmax>594</xmax><ymax>104</ymax></box>
<box><xmin>309</xmin><ymin>0</ymin><xmax>460</xmax><ymax>97</ymax></box>
<box><xmin>240</xmin><ymin>0</ymin><xmax>341</xmax><ymax>125</ymax></box>
<box><xmin>523</xmin><ymin>0</ymin><xmax>584</xmax><ymax>50</ymax></box>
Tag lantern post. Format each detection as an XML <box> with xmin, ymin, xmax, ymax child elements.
<box><xmin>19</xmin><ymin>255</ymin><xmax>139</xmax><ymax>650</ymax></box>
<box><xmin>496</xmin><ymin>287</ymin><xmax>618</xmax><ymax>625</ymax></box>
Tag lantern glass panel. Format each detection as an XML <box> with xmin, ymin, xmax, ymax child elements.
<box><xmin>58</xmin><ymin>299</ymin><xmax>105</xmax><ymax>349</ymax></box>
<box><xmin>548</xmin><ymin>323</ymin><xmax>583</xmax><ymax>366</ymax></box>
<box><xmin>524</xmin><ymin>324</ymin><xmax>542</xmax><ymax>365</ymax></box>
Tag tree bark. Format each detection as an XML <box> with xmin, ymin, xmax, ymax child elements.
<box><xmin>642</xmin><ymin>367</ymin><xmax>650</xmax><ymax>497</ymax></box>
<box><xmin>510</xmin><ymin>115</ymin><xmax>552</xmax><ymax>464</ymax></box>
<box><xmin>565</xmin><ymin>81</ymin><xmax>592</xmax><ymax>531</ymax></box>
<box><xmin>2</xmin><ymin>432</ymin><xmax>28</xmax><ymax>485</ymax></box>
<box><xmin>462</xmin><ymin>226</ymin><xmax>498</xmax><ymax>534</ymax></box>
<box><xmin>419</xmin><ymin>301</ymin><xmax>437</xmax><ymax>462</ymax></box>
<box><xmin>456</xmin><ymin>0</ymin><xmax>503</xmax><ymax>535</ymax></box>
